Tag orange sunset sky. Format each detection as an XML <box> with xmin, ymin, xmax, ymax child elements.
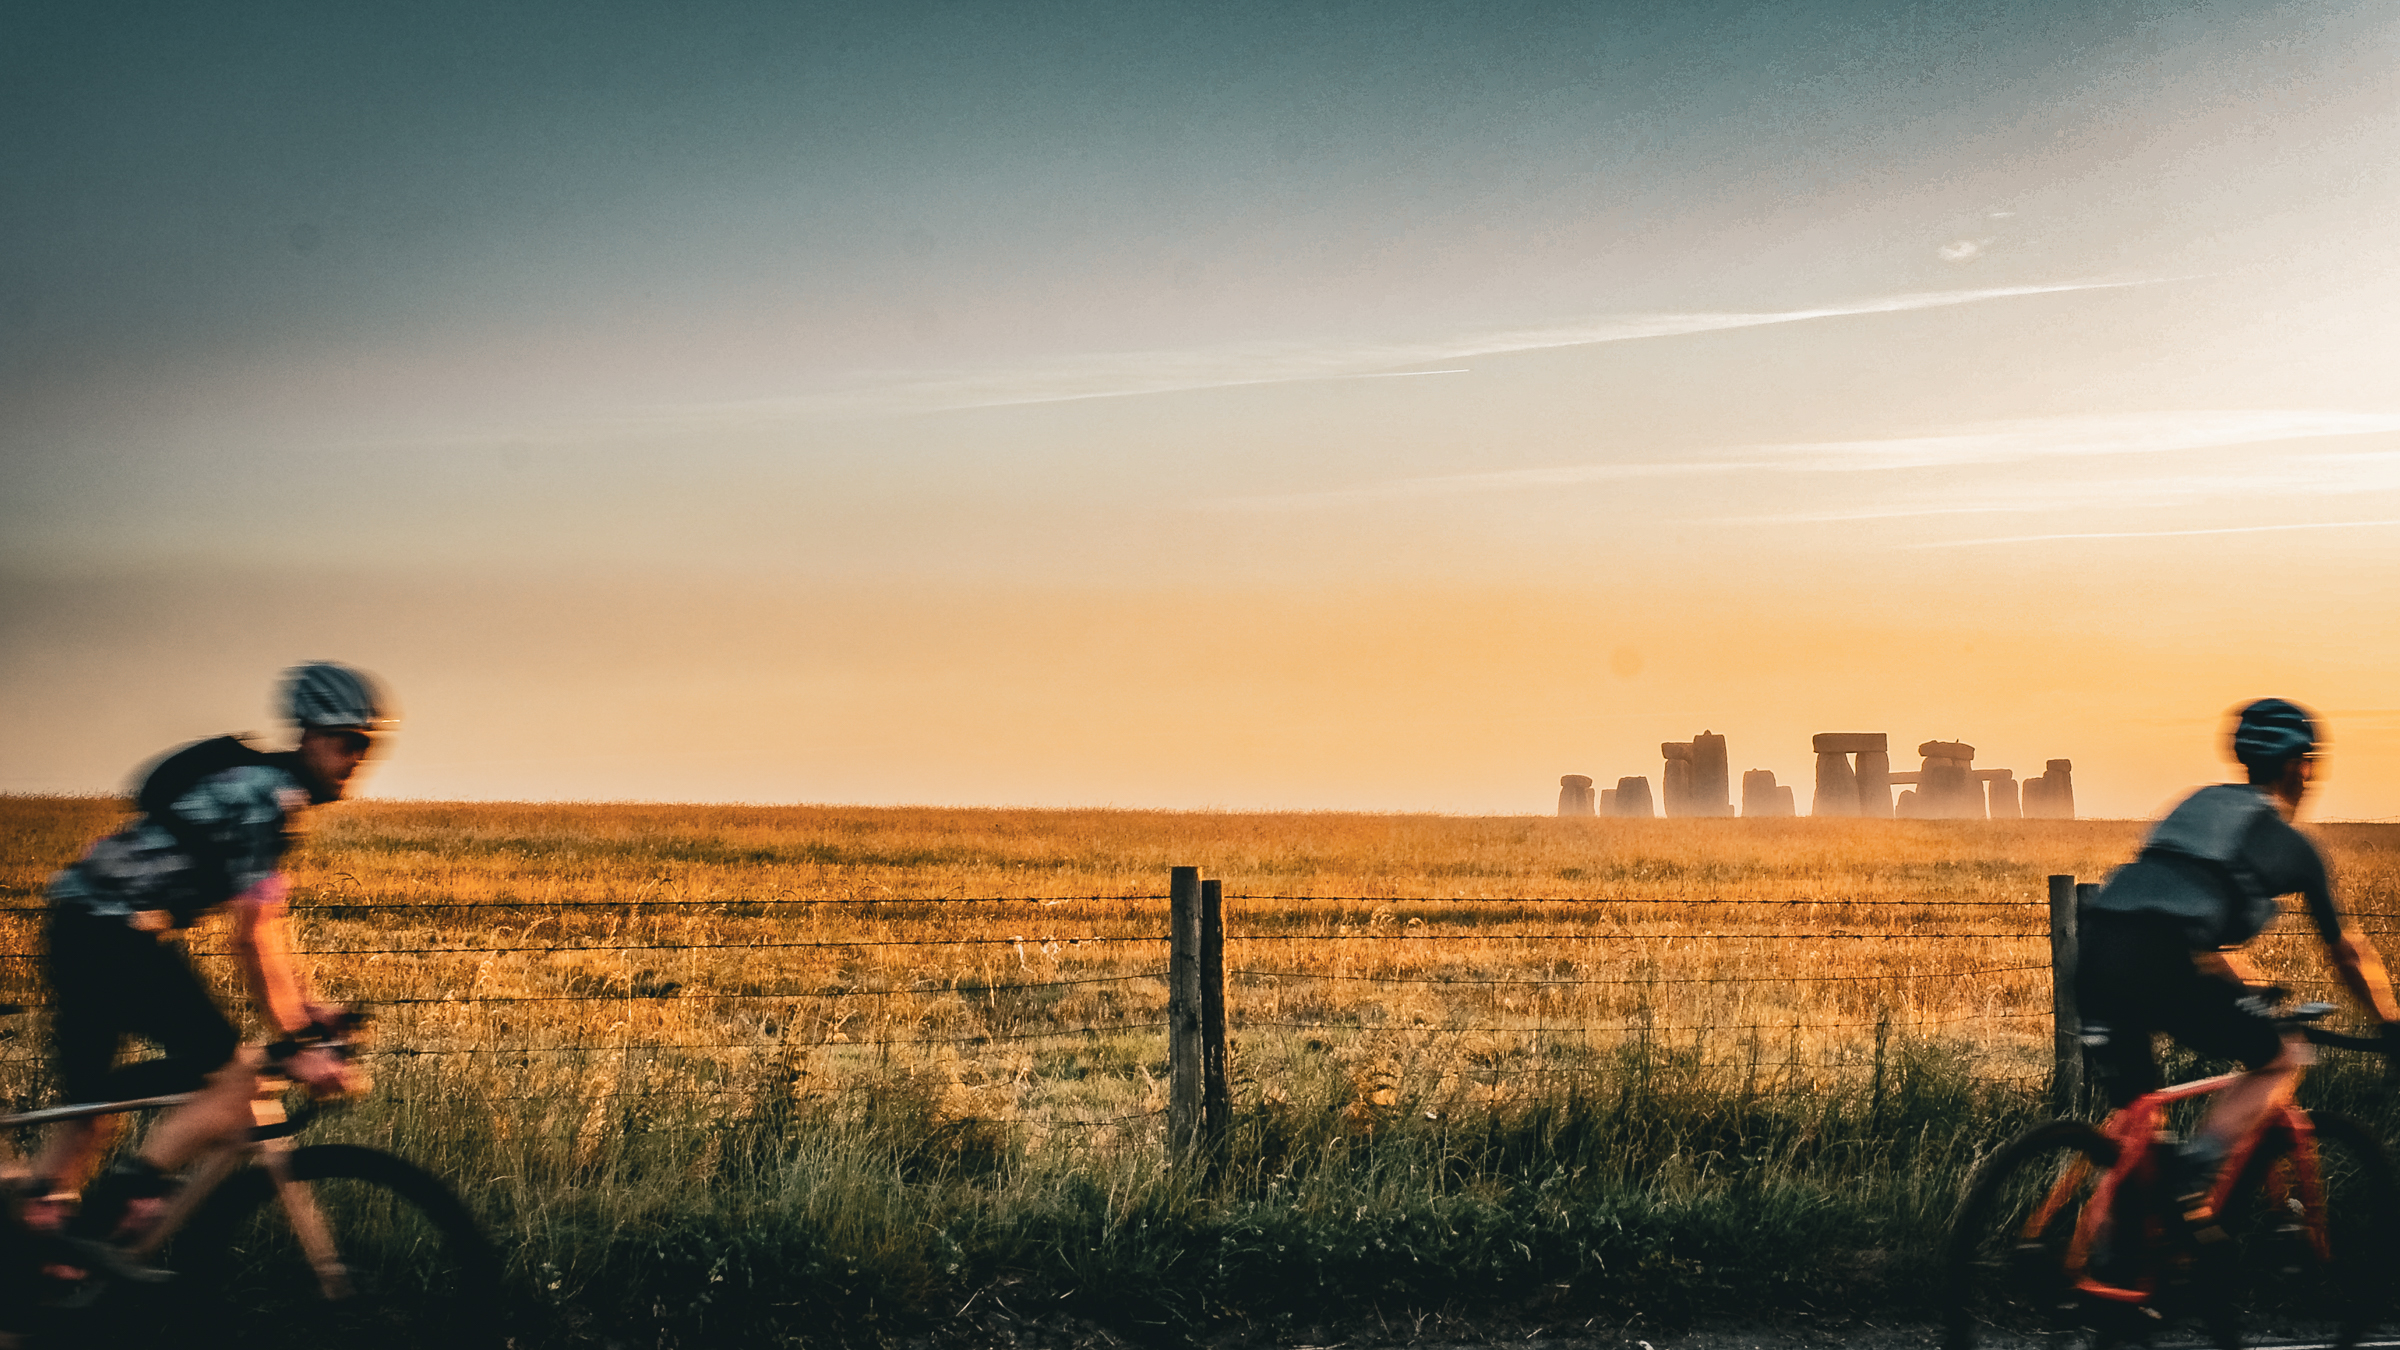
<box><xmin>6</xmin><ymin>2</ymin><xmax>2399</xmax><ymax>819</ymax></box>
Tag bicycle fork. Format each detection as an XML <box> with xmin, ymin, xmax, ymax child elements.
<box><xmin>258</xmin><ymin>1141</ymin><xmax>350</xmax><ymax>1300</ymax></box>
<box><xmin>251</xmin><ymin>1097</ymin><xmax>353</xmax><ymax>1301</ymax></box>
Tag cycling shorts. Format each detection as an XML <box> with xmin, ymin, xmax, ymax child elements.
<box><xmin>45</xmin><ymin>907</ymin><xmax>240</xmax><ymax>1103</ymax></box>
<box><xmin>2074</xmin><ymin>910</ymin><xmax>2285</xmax><ymax>1107</ymax></box>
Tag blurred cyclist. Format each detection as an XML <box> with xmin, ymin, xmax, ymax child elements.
<box><xmin>7</xmin><ymin>662</ymin><xmax>392</xmax><ymax>1244</ymax></box>
<box><xmin>2078</xmin><ymin>697</ymin><xmax>2400</xmax><ymax>1232</ymax></box>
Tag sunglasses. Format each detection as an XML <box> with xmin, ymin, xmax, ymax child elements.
<box><xmin>332</xmin><ymin>729</ymin><xmax>375</xmax><ymax>756</ymax></box>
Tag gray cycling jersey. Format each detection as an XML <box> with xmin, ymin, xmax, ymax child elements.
<box><xmin>2085</xmin><ymin>783</ymin><xmax>2341</xmax><ymax>949</ymax></box>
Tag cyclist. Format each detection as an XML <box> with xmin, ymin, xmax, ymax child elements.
<box><xmin>2077</xmin><ymin>697</ymin><xmax>2400</xmax><ymax>1233</ymax></box>
<box><xmin>6</xmin><ymin>662</ymin><xmax>392</xmax><ymax>1245</ymax></box>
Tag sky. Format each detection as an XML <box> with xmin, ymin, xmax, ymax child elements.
<box><xmin>6</xmin><ymin>0</ymin><xmax>2400</xmax><ymax>818</ymax></box>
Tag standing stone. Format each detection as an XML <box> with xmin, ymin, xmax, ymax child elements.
<box><xmin>1558</xmin><ymin>774</ymin><xmax>1596</xmax><ymax>817</ymax></box>
<box><xmin>1920</xmin><ymin>757</ymin><xmax>1976</xmax><ymax>818</ymax></box>
<box><xmin>1660</xmin><ymin>742</ymin><xmax>1694</xmax><ymax>817</ymax></box>
<box><xmin>1692</xmin><ymin>731</ymin><xmax>1732</xmax><ymax>818</ymax></box>
<box><xmin>2025</xmin><ymin>760</ymin><xmax>2075</xmax><ymax>819</ymax></box>
<box><xmin>1774</xmin><ymin>785</ymin><xmax>1796</xmax><ymax>816</ymax></box>
<box><xmin>1853</xmin><ymin>751</ymin><xmax>1893</xmax><ymax>819</ymax></box>
<box><xmin>1662</xmin><ymin>759</ymin><xmax>1695</xmax><ymax>817</ymax></box>
<box><xmin>1659</xmin><ymin>743</ymin><xmax>1691</xmax><ymax>817</ymax></box>
<box><xmin>1895</xmin><ymin>788</ymin><xmax>1921</xmax><ymax>818</ymax></box>
<box><xmin>1614</xmin><ymin>776</ymin><xmax>1656</xmax><ymax>818</ymax></box>
<box><xmin>1741</xmin><ymin>769</ymin><xmax>1782</xmax><ymax>818</ymax></box>
<box><xmin>1812</xmin><ymin>751</ymin><xmax>1860</xmax><ymax>817</ymax></box>
<box><xmin>1985</xmin><ymin>770</ymin><xmax>2020</xmax><ymax>820</ymax></box>
<box><xmin>1600</xmin><ymin>787</ymin><xmax>1619</xmax><ymax>815</ymax></box>
<box><xmin>1956</xmin><ymin>764</ymin><xmax>1989</xmax><ymax>819</ymax></box>
<box><xmin>2050</xmin><ymin>760</ymin><xmax>2075</xmax><ymax>819</ymax></box>
<box><xmin>1917</xmin><ymin>741</ymin><xmax>1981</xmax><ymax>818</ymax></box>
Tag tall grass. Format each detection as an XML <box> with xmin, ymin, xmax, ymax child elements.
<box><xmin>4</xmin><ymin>798</ymin><xmax>2396</xmax><ymax>1345</ymax></box>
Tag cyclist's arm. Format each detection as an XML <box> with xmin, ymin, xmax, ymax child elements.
<box><xmin>2291</xmin><ymin>848</ymin><xmax>2400</xmax><ymax>1025</ymax></box>
<box><xmin>227</xmin><ymin>875</ymin><xmax>324</xmax><ymax>1036</ymax></box>
<box><xmin>2326</xmin><ymin>925</ymin><xmax>2400</xmax><ymax>1024</ymax></box>
<box><xmin>228</xmin><ymin>878</ymin><xmax>356</xmax><ymax>1096</ymax></box>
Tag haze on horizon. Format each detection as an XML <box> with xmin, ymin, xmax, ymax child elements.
<box><xmin>6</xmin><ymin>1</ymin><xmax>2400</xmax><ymax>820</ymax></box>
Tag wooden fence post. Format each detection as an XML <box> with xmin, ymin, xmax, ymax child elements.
<box><xmin>1200</xmin><ymin>879</ymin><xmax>1230</xmax><ymax>1149</ymax></box>
<box><xmin>2047</xmin><ymin>874</ymin><xmax>2082</xmax><ymax>1117</ymax></box>
<box><xmin>1168</xmin><ymin>866</ymin><xmax>1204</xmax><ymax>1158</ymax></box>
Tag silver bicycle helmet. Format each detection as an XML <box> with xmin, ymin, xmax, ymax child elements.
<box><xmin>281</xmin><ymin>661</ymin><xmax>396</xmax><ymax>732</ymax></box>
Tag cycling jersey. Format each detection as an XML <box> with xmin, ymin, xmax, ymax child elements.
<box><xmin>47</xmin><ymin>737</ymin><xmax>324</xmax><ymax>930</ymax></box>
<box><xmin>2083</xmin><ymin>784</ymin><xmax>2341</xmax><ymax>950</ymax></box>
<box><xmin>43</xmin><ymin>736</ymin><xmax>329</xmax><ymax>1102</ymax></box>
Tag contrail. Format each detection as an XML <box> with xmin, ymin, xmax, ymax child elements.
<box><xmin>1903</xmin><ymin>518</ymin><xmax>2400</xmax><ymax>549</ymax></box>
<box><xmin>367</xmin><ymin>276</ymin><xmax>2163</xmax><ymax>446</ymax></box>
<box><xmin>934</xmin><ymin>277</ymin><xmax>2153</xmax><ymax>411</ymax></box>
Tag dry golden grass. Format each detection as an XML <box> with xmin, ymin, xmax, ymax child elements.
<box><xmin>12</xmin><ymin>796</ymin><xmax>2400</xmax><ymax>1343</ymax></box>
<box><xmin>7</xmin><ymin>796</ymin><xmax>2396</xmax><ymax>1153</ymax></box>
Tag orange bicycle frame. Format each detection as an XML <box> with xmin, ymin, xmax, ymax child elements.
<box><xmin>2015</xmin><ymin>1070</ymin><xmax>2325</xmax><ymax>1304</ymax></box>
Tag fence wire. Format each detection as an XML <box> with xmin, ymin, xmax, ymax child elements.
<box><xmin>0</xmin><ymin>880</ymin><xmax>2264</xmax><ymax>1140</ymax></box>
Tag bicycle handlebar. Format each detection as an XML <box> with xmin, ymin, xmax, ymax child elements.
<box><xmin>2272</xmin><ymin>997</ymin><xmax>2392</xmax><ymax>1058</ymax></box>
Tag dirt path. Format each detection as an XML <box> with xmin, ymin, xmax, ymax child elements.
<box><xmin>1246</xmin><ymin>1327</ymin><xmax>2394</xmax><ymax>1350</ymax></box>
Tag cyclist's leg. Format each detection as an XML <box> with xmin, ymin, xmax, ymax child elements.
<box><xmin>2075</xmin><ymin>913</ymin><xmax>2168</xmax><ymax>1111</ymax></box>
<box><xmin>135</xmin><ymin>1051</ymin><xmax>260</xmax><ymax>1170</ymax></box>
<box><xmin>29</xmin><ymin>909</ymin><xmax>145</xmax><ymax>1211</ymax></box>
<box><xmin>2186</xmin><ymin>1037</ymin><xmax>2302</xmax><ymax>1172</ymax></box>
<box><xmin>2073</xmin><ymin>913</ymin><xmax>2167</xmax><ymax>1276</ymax></box>
<box><xmin>101</xmin><ymin>920</ymin><xmax>247</xmax><ymax>1174</ymax></box>
<box><xmin>2158</xmin><ymin>961</ymin><xmax>2290</xmax><ymax>1213</ymax></box>
<box><xmin>45</xmin><ymin>915</ymin><xmax>246</xmax><ymax>1237</ymax></box>
<box><xmin>92</xmin><ymin>970</ymin><xmax>248</xmax><ymax>1239</ymax></box>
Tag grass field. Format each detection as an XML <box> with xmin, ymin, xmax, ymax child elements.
<box><xmin>5</xmin><ymin>797</ymin><xmax>2398</xmax><ymax>1346</ymax></box>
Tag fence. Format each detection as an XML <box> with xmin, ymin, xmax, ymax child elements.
<box><xmin>1</xmin><ymin>890</ymin><xmax>1181</xmax><ymax>1148</ymax></box>
<box><xmin>2</xmin><ymin>864</ymin><xmax>2099</xmax><ymax>1162</ymax></box>
<box><xmin>1185</xmin><ymin>868</ymin><xmax>2065</xmax><ymax>1156</ymax></box>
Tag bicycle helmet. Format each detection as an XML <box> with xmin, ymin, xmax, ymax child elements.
<box><xmin>281</xmin><ymin>661</ymin><xmax>396</xmax><ymax>732</ymax></box>
<box><xmin>2230</xmin><ymin>697</ymin><xmax>2315</xmax><ymax>772</ymax></box>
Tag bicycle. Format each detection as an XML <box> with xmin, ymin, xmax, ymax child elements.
<box><xmin>1</xmin><ymin>1009</ymin><xmax>503</xmax><ymax>1349</ymax></box>
<box><xmin>1943</xmin><ymin>1001</ymin><xmax>2398</xmax><ymax>1350</ymax></box>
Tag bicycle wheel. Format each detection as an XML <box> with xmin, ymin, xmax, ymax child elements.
<box><xmin>2204</xmin><ymin>1110</ymin><xmax>2398</xmax><ymax>1350</ymax></box>
<box><xmin>1943</xmin><ymin>1119</ymin><xmax>2121</xmax><ymax>1350</ymax></box>
<box><xmin>171</xmin><ymin>1143</ymin><xmax>505</xmax><ymax>1349</ymax></box>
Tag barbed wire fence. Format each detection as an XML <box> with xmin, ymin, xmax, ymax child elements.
<box><xmin>13</xmin><ymin>869</ymin><xmax>2381</xmax><ymax>1157</ymax></box>
<box><xmin>0</xmin><ymin>893</ymin><xmax>1179</xmax><ymax>1151</ymax></box>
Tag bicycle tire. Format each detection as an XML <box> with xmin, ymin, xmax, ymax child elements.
<box><xmin>1943</xmin><ymin>1118</ymin><xmax>2121</xmax><ymax>1350</ymax></box>
<box><xmin>2205</xmin><ymin>1110</ymin><xmax>2398</xmax><ymax>1350</ymax></box>
<box><xmin>170</xmin><ymin>1143</ymin><xmax>505</xmax><ymax>1350</ymax></box>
